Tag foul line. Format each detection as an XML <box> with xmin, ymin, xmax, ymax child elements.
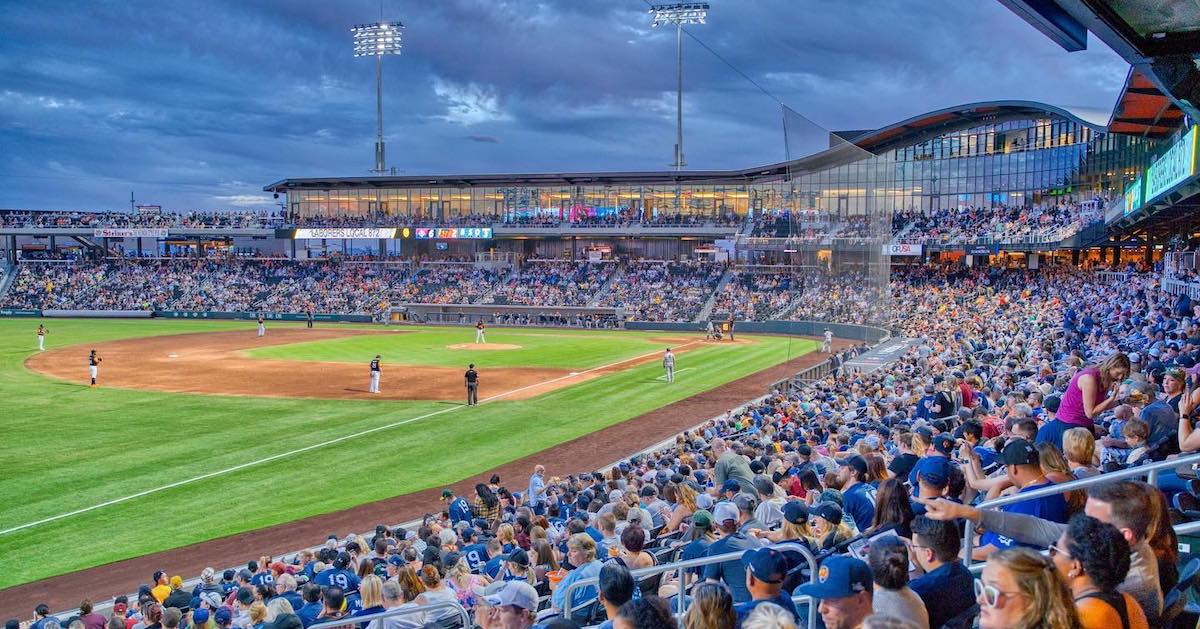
<box><xmin>0</xmin><ymin>340</ymin><xmax>705</xmax><ymax>537</ymax></box>
<box><xmin>655</xmin><ymin>367</ymin><xmax>695</xmax><ymax>381</ymax></box>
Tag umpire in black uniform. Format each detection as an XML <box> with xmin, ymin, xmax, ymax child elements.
<box><xmin>464</xmin><ymin>363</ymin><xmax>479</xmax><ymax>406</ymax></box>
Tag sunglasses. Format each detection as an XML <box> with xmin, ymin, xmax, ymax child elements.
<box><xmin>974</xmin><ymin>578</ymin><xmax>1020</xmax><ymax>608</ymax></box>
<box><xmin>1047</xmin><ymin>543</ymin><xmax>1070</xmax><ymax>559</ymax></box>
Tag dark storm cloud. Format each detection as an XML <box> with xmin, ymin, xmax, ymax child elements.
<box><xmin>0</xmin><ymin>0</ymin><xmax>1127</xmax><ymax>210</ymax></box>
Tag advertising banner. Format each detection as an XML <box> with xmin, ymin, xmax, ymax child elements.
<box><xmin>413</xmin><ymin>227</ymin><xmax>493</xmax><ymax>239</ymax></box>
<box><xmin>965</xmin><ymin>245</ymin><xmax>993</xmax><ymax>256</ymax></box>
<box><xmin>1124</xmin><ymin>177</ymin><xmax>1144</xmax><ymax>216</ymax></box>
<box><xmin>158</xmin><ymin>311</ymin><xmax>372</xmax><ymax>323</ymax></box>
<box><xmin>93</xmin><ymin>228</ymin><xmax>169</xmax><ymax>238</ymax></box>
<box><xmin>0</xmin><ymin>308</ymin><xmax>41</xmax><ymax>317</ymax></box>
<box><xmin>883</xmin><ymin>243</ymin><xmax>923</xmax><ymax>256</ymax></box>
<box><xmin>293</xmin><ymin>228</ymin><xmax>397</xmax><ymax>239</ymax></box>
<box><xmin>1145</xmin><ymin>125</ymin><xmax>1198</xmax><ymax>202</ymax></box>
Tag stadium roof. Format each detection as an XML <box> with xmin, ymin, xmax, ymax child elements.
<box><xmin>999</xmin><ymin>0</ymin><xmax>1200</xmax><ymax>121</ymax></box>
<box><xmin>1107</xmin><ymin>67</ymin><xmax>1187</xmax><ymax>138</ymax></box>
<box><xmin>265</xmin><ymin>100</ymin><xmax>1104</xmax><ymax>192</ymax></box>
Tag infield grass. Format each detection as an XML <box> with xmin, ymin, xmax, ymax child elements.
<box><xmin>0</xmin><ymin>318</ymin><xmax>816</xmax><ymax>588</ymax></box>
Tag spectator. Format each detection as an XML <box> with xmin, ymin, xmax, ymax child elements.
<box><xmin>977</xmin><ymin>547</ymin><xmax>1081</xmax><ymax>629</ymax></box>
<box><xmin>596</xmin><ymin>563</ymin><xmax>636</xmax><ymax>629</ymax></box>
<box><xmin>796</xmin><ymin>556</ymin><xmax>874</xmax><ymax>629</ymax></box>
<box><xmin>907</xmin><ymin>515</ymin><xmax>974</xmax><ymax>629</ymax></box>
<box><xmin>1051</xmin><ymin>514</ymin><xmax>1149</xmax><ymax>629</ymax></box>
<box><xmin>551</xmin><ymin>534</ymin><xmax>603</xmax><ymax>621</ymax></box>
<box><xmin>703</xmin><ymin>502</ymin><xmax>760</xmax><ymax>603</ymax></box>
<box><xmin>734</xmin><ymin>548</ymin><xmax>799</xmax><ymax>624</ymax></box>
<box><xmin>867</xmin><ymin>537</ymin><xmax>928</xmax><ymax>629</ymax></box>
<box><xmin>612</xmin><ymin>597</ymin><xmax>675</xmax><ymax>629</ymax></box>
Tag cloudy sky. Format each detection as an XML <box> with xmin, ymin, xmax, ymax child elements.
<box><xmin>0</xmin><ymin>0</ymin><xmax>1129</xmax><ymax>211</ymax></box>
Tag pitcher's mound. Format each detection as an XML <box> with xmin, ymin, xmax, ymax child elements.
<box><xmin>447</xmin><ymin>343</ymin><xmax>522</xmax><ymax>350</ymax></box>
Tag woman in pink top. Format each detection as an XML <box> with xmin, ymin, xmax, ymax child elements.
<box><xmin>1057</xmin><ymin>352</ymin><xmax>1130</xmax><ymax>429</ymax></box>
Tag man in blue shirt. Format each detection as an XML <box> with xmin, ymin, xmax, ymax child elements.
<box><xmin>735</xmin><ymin>548</ymin><xmax>799</xmax><ymax>624</ymax></box>
<box><xmin>459</xmin><ymin>528</ymin><xmax>489</xmax><ymax>572</ymax></box>
<box><xmin>702</xmin><ymin>502</ymin><xmax>759</xmax><ymax>603</ymax></box>
<box><xmin>974</xmin><ymin>439</ymin><xmax>1068</xmax><ymax>560</ymax></box>
<box><xmin>795</xmin><ymin>556</ymin><xmax>874</xmax><ymax>629</ymax></box>
<box><xmin>1034</xmin><ymin>394</ymin><xmax>1069</xmax><ymax>451</ymax></box>
<box><xmin>313</xmin><ymin>552</ymin><xmax>360</xmax><ymax>593</ymax></box>
<box><xmin>838</xmin><ymin>456</ymin><xmax>876</xmax><ymax>532</ymax></box>
<box><xmin>442</xmin><ymin>488</ymin><xmax>472</xmax><ymax>525</ymax></box>
<box><xmin>528</xmin><ymin>465</ymin><xmax>548</xmax><ymax>515</ymax></box>
<box><xmin>294</xmin><ymin>584</ymin><xmax>324</xmax><ymax>628</ymax></box>
<box><xmin>908</xmin><ymin>516</ymin><xmax>975</xmax><ymax>629</ymax></box>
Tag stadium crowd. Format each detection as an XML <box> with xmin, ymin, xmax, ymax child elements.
<box><xmin>710</xmin><ymin>272</ymin><xmax>799</xmax><ymax>321</ymax></box>
<box><xmin>22</xmin><ymin>262</ymin><xmax>1200</xmax><ymax>629</ymax></box>
<box><xmin>487</xmin><ymin>261</ymin><xmax>616</xmax><ymax>307</ymax></box>
<box><xmin>598</xmin><ymin>261</ymin><xmax>726</xmax><ymax>322</ymax></box>
<box><xmin>893</xmin><ymin>204</ymin><xmax>1082</xmax><ymax>245</ymax></box>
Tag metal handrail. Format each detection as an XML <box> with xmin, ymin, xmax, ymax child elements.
<box><xmin>562</xmin><ymin>541</ymin><xmax>818</xmax><ymax>627</ymax></box>
<box><xmin>308</xmin><ymin>601</ymin><xmax>469</xmax><ymax>629</ymax></box>
<box><xmin>960</xmin><ymin>451</ymin><xmax>1200</xmax><ymax>565</ymax></box>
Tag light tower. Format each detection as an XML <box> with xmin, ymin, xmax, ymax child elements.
<box><xmin>352</xmin><ymin>20</ymin><xmax>404</xmax><ymax>174</ymax></box>
<box><xmin>649</xmin><ymin>3</ymin><xmax>708</xmax><ymax>171</ymax></box>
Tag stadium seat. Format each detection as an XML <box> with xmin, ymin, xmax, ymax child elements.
<box><xmin>1163</xmin><ymin>558</ymin><xmax>1200</xmax><ymax>628</ymax></box>
<box><xmin>939</xmin><ymin>603</ymin><xmax>979</xmax><ymax>629</ymax></box>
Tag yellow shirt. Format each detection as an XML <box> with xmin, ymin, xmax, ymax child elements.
<box><xmin>151</xmin><ymin>584</ymin><xmax>171</xmax><ymax>603</ymax></box>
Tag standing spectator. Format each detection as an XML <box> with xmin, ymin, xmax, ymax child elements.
<box><xmin>441</xmin><ymin>489</ymin><xmax>472</xmax><ymax>525</ymax></box>
<box><xmin>528</xmin><ymin>465</ymin><xmax>548</xmax><ymax>515</ymax></box>
<box><xmin>1058</xmin><ymin>353</ymin><xmax>1130</xmax><ymax>430</ymax></box>
<box><xmin>79</xmin><ymin>601</ymin><xmax>105</xmax><ymax>629</ymax></box>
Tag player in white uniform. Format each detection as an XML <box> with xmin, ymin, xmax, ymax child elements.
<box><xmin>88</xmin><ymin>349</ymin><xmax>101</xmax><ymax>387</ymax></box>
<box><xmin>257</xmin><ymin>313</ymin><xmax>266</xmax><ymax>337</ymax></box>
<box><xmin>475</xmin><ymin>321</ymin><xmax>486</xmax><ymax>344</ymax></box>
<box><xmin>37</xmin><ymin>324</ymin><xmax>48</xmax><ymax>351</ymax></box>
<box><xmin>823</xmin><ymin>328</ymin><xmax>833</xmax><ymax>353</ymax></box>
<box><xmin>369</xmin><ymin>355</ymin><xmax>381</xmax><ymax>393</ymax></box>
<box><xmin>662</xmin><ymin>348</ymin><xmax>676</xmax><ymax>383</ymax></box>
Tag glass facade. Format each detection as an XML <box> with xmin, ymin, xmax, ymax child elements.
<box><xmin>283</xmin><ymin>114</ymin><xmax>1157</xmax><ymax>222</ymax></box>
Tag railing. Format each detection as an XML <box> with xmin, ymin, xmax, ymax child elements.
<box><xmin>562</xmin><ymin>542</ymin><xmax>819</xmax><ymax>627</ymax></box>
<box><xmin>961</xmin><ymin>451</ymin><xmax>1200</xmax><ymax>566</ymax></box>
<box><xmin>308</xmin><ymin>601</ymin><xmax>470</xmax><ymax>629</ymax></box>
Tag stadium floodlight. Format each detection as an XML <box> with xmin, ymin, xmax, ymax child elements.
<box><xmin>352</xmin><ymin>20</ymin><xmax>404</xmax><ymax>174</ymax></box>
<box><xmin>649</xmin><ymin>3</ymin><xmax>708</xmax><ymax>171</ymax></box>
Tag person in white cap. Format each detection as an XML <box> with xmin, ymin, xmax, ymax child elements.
<box><xmin>479</xmin><ymin>580</ymin><xmax>538</xmax><ymax>629</ymax></box>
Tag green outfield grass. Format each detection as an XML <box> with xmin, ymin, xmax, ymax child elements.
<box><xmin>0</xmin><ymin>318</ymin><xmax>816</xmax><ymax>588</ymax></box>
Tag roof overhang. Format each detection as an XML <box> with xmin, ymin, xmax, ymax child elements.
<box><xmin>1108</xmin><ymin>67</ymin><xmax>1187</xmax><ymax>137</ymax></box>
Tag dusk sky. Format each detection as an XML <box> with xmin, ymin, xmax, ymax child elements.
<box><xmin>0</xmin><ymin>1</ymin><xmax>1129</xmax><ymax>211</ymax></box>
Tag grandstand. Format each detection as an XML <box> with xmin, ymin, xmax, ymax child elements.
<box><xmin>12</xmin><ymin>1</ymin><xmax>1200</xmax><ymax>629</ymax></box>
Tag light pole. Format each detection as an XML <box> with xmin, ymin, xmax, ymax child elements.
<box><xmin>352</xmin><ymin>20</ymin><xmax>404</xmax><ymax>174</ymax></box>
<box><xmin>649</xmin><ymin>3</ymin><xmax>708</xmax><ymax>172</ymax></box>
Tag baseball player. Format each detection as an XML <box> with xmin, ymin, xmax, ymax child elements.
<box><xmin>662</xmin><ymin>348</ymin><xmax>676</xmax><ymax>383</ymax></box>
<box><xmin>369</xmin><ymin>354</ymin><xmax>381</xmax><ymax>394</ymax></box>
<box><xmin>306</xmin><ymin>307</ymin><xmax>314</xmax><ymax>329</ymax></box>
<box><xmin>36</xmin><ymin>324</ymin><xmax>48</xmax><ymax>351</ymax></box>
<box><xmin>88</xmin><ymin>349</ymin><xmax>102</xmax><ymax>387</ymax></box>
<box><xmin>726</xmin><ymin>315</ymin><xmax>735</xmax><ymax>341</ymax></box>
<box><xmin>464</xmin><ymin>363</ymin><xmax>479</xmax><ymax>406</ymax></box>
<box><xmin>474</xmin><ymin>320</ymin><xmax>486</xmax><ymax>344</ymax></box>
<box><xmin>705</xmin><ymin>320</ymin><xmax>715</xmax><ymax>341</ymax></box>
<box><xmin>257</xmin><ymin>313</ymin><xmax>266</xmax><ymax>337</ymax></box>
<box><xmin>823</xmin><ymin>328</ymin><xmax>833</xmax><ymax>353</ymax></box>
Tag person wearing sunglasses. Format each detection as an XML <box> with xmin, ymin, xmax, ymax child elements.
<box><xmin>1050</xmin><ymin>515</ymin><xmax>1149</xmax><ymax>629</ymax></box>
<box><xmin>976</xmin><ymin>547</ymin><xmax>1080</xmax><ymax>629</ymax></box>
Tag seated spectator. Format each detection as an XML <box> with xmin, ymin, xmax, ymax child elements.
<box><xmin>681</xmin><ymin>583</ymin><xmax>735</xmax><ymax>629</ymax></box>
<box><xmin>977</xmin><ymin>547</ymin><xmax>1080</xmax><ymax>629</ymax></box>
<box><xmin>596</xmin><ymin>563</ymin><xmax>636</xmax><ymax>629</ymax></box>
<box><xmin>908</xmin><ymin>515</ymin><xmax>974</xmax><ymax>629</ymax></box>
<box><xmin>795</xmin><ymin>556</ymin><xmax>874</xmax><ymax>629</ymax></box>
<box><xmin>973</xmin><ymin>439</ymin><xmax>1068</xmax><ymax>559</ymax></box>
<box><xmin>734</xmin><ymin>548</ymin><xmax>799</xmax><ymax>624</ymax></box>
<box><xmin>867</xmin><ymin>537</ymin><xmax>928</xmax><ymax>629</ymax></box>
<box><xmin>1051</xmin><ymin>514</ymin><xmax>1149</xmax><ymax>629</ymax></box>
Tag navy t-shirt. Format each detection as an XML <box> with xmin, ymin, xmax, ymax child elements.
<box><xmin>461</xmin><ymin>542</ymin><xmax>490</xmax><ymax>572</ymax></box>
<box><xmin>735</xmin><ymin>593</ymin><xmax>799</xmax><ymax>624</ymax></box>
<box><xmin>910</xmin><ymin>561</ymin><xmax>975</xmax><ymax>629</ymax></box>
<box><xmin>1035</xmin><ymin>419</ymin><xmax>1071</xmax><ymax>452</ymax></box>
<box><xmin>842</xmin><ymin>482</ymin><xmax>877</xmax><ymax>531</ymax></box>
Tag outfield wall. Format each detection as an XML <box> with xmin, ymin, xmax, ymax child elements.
<box><xmin>624</xmin><ymin>319</ymin><xmax>891</xmax><ymax>343</ymax></box>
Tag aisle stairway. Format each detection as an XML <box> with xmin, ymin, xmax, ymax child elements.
<box><xmin>587</xmin><ymin>262</ymin><xmax>625</xmax><ymax>307</ymax></box>
<box><xmin>695</xmin><ymin>267</ymin><xmax>734</xmax><ymax>322</ymax></box>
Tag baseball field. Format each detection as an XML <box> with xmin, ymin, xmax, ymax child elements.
<box><xmin>0</xmin><ymin>318</ymin><xmax>817</xmax><ymax>589</ymax></box>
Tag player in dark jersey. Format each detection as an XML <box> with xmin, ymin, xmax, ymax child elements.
<box><xmin>88</xmin><ymin>349</ymin><xmax>102</xmax><ymax>387</ymax></box>
<box><xmin>369</xmin><ymin>355</ymin><xmax>381</xmax><ymax>394</ymax></box>
<box><xmin>306</xmin><ymin>307</ymin><xmax>314</xmax><ymax>329</ymax></box>
<box><xmin>465</xmin><ymin>363</ymin><xmax>479</xmax><ymax>406</ymax></box>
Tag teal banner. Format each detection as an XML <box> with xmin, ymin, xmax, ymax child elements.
<box><xmin>157</xmin><ymin>311</ymin><xmax>372</xmax><ymax>323</ymax></box>
<box><xmin>0</xmin><ymin>308</ymin><xmax>42</xmax><ymax>317</ymax></box>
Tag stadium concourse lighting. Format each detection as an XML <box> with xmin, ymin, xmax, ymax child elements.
<box><xmin>649</xmin><ymin>3</ymin><xmax>708</xmax><ymax>172</ymax></box>
<box><xmin>352</xmin><ymin>20</ymin><xmax>404</xmax><ymax>175</ymax></box>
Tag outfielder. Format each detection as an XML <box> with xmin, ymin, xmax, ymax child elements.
<box><xmin>37</xmin><ymin>324</ymin><xmax>48</xmax><ymax>351</ymax></box>
<box><xmin>88</xmin><ymin>349</ymin><xmax>102</xmax><ymax>387</ymax></box>
<box><xmin>464</xmin><ymin>363</ymin><xmax>479</xmax><ymax>406</ymax></box>
<box><xmin>823</xmin><ymin>328</ymin><xmax>833</xmax><ymax>353</ymax></box>
<box><xmin>475</xmin><ymin>320</ymin><xmax>486</xmax><ymax>344</ymax></box>
<box><xmin>663</xmin><ymin>348</ymin><xmax>676</xmax><ymax>383</ymax></box>
<box><xmin>257</xmin><ymin>313</ymin><xmax>266</xmax><ymax>337</ymax></box>
<box><xmin>369</xmin><ymin>354</ymin><xmax>381</xmax><ymax>393</ymax></box>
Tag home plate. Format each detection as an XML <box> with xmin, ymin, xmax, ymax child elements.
<box><xmin>167</xmin><ymin>353</ymin><xmax>179</xmax><ymax>358</ymax></box>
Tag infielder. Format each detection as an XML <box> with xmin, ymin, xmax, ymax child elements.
<box><xmin>823</xmin><ymin>328</ymin><xmax>833</xmax><ymax>353</ymax></box>
<box><xmin>663</xmin><ymin>348</ymin><xmax>676</xmax><ymax>383</ymax></box>
<box><xmin>369</xmin><ymin>354</ymin><xmax>381</xmax><ymax>393</ymax></box>
<box><xmin>257</xmin><ymin>313</ymin><xmax>266</xmax><ymax>337</ymax></box>
<box><xmin>464</xmin><ymin>363</ymin><xmax>479</xmax><ymax>406</ymax></box>
<box><xmin>475</xmin><ymin>320</ymin><xmax>486</xmax><ymax>344</ymax></box>
<box><xmin>88</xmin><ymin>349</ymin><xmax>102</xmax><ymax>387</ymax></box>
<box><xmin>705</xmin><ymin>320</ymin><xmax>715</xmax><ymax>340</ymax></box>
<box><xmin>37</xmin><ymin>324</ymin><xmax>48</xmax><ymax>351</ymax></box>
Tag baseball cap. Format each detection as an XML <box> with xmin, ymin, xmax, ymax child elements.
<box><xmin>483</xmin><ymin>581</ymin><xmax>539</xmax><ymax>611</ymax></box>
<box><xmin>932</xmin><ymin>434</ymin><xmax>955</xmax><ymax>456</ymax></box>
<box><xmin>170</xmin><ymin>575</ymin><xmax>183</xmax><ymax>588</ymax></box>
<box><xmin>782</xmin><ymin>500</ymin><xmax>809</xmax><ymax>525</ymax></box>
<box><xmin>386</xmin><ymin>555</ymin><xmax>404</xmax><ymax>567</ymax></box>
<box><xmin>741</xmin><ymin>548</ymin><xmax>788</xmax><ymax>584</ymax></box>
<box><xmin>1000</xmin><ymin>439</ymin><xmax>1039</xmax><ymax>466</ymax></box>
<box><xmin>214</xmin><ymin>608</ymin><xmax>233</xmax><ymax>626</ymax></box>
<box><xmin>796</xmin><ymin>556</ymin><xmax>873</xmax><ymax>600</ymax></box>
<box><xmin>1044</xmin><ymin>394</ymin><xmax>1062</xmax><ymax>413</ymax></box>
<box><xmin>810</xmin><ymin>502</ymin><xmax>843</xmax><ymax>526</ymax></box>
<box><xmin>200</xmin><ymin>591</ymin><xmax>222</xmax><ymax>609</ymax></box>
<box><xmin>733</xmin><ymin>493</ymin><xmax>758</xmax><ymax>512</ymax></box>
<box><xmin>917</xmin><ymin>457</ymin><xmax>952</xmax><ymax>489</ymax></box>
<box><xmin>507</xmin><ymin>549</ymin><xmax>530</xmax><ymax>568</ymax></box>
<box><xmin>441</xmin><ymin>489</ymin><xmax>453</xmax><ymax>500</ymax></box>
<box><xmin>192</xmin><ymin>610</ymin><xmax>210</xmax><ymax>625</ymax></box>
<box><xmin>712</xmin><ymin>502</ymin><xmax>739</xmax><ymax>524</ymax></box>
<box><xmin>152</xmin><ymin>570</ymin><xmax>166</xmax><ymax>583</ymax></box>
<box><xmin>236</xmin><ymin>586</ymin><xmax>255</xmax><ymax>606</ymax></box>
<box><xmin>691</xmin><ymin>510</ymin><xmax>713</xmax><ymax>530</ymax></box>
<box><xmin>695</xmin><ymin>493</ymin><xmax>715</xmax><ymax>511</ymax></box>
<box><xmin>720</xmin><ymin>479</ymin><xmax>741</xmax><ymax>494</ymax></box>
<box><xmin>843</xmin><ymin>455</ymin><xmax>868</xmax><ymax>475</ymax></box>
